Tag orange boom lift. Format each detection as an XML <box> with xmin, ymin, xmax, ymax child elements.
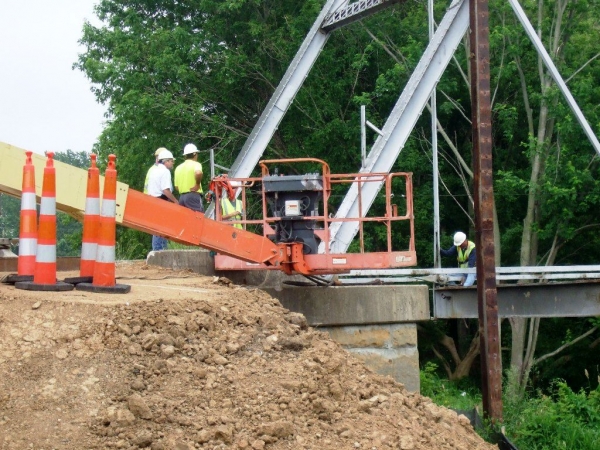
<box><xmin>123</xmin><ymin>158</ymin><xmax>416</xmax><ymax>275</ymax></box>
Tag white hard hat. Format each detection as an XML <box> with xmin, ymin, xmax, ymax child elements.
<box><xmin>157</xmin><ymin>149</ymin><xmax>174</xmax><ymax>161</ymax></box>
<box><xmin>183</xmin><ymin>143</ymin><xmax>199</xmax><ymax>155</ymax></box>
<box><xmin>154</xmin><ymin>147</ymin><xmax>167</xmax><ymax>157</ymax></box>
<box><xmin>453</xmin><ymin>231</ymin><xmax>466</xmax><ymax>246</ymax></box>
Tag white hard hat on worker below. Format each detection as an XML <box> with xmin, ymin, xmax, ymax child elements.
<box><xmin>183</xmin><ymin>143</ymin><xmax>199</xmax><ymax>155</ymax></box>
<box><xmin>154</xmin><ymin>147</ymin><xmax>167</xmax><ymax>157</ymax></box>
<box><xmin>453</xmin><ymin>231</ymin><xmax>466</xmax><ymax>246</ymax></box>
<box><xmin>158</xmin><ymin>149</ymin><xmax>174</xmax><ymax>161</ymax></box>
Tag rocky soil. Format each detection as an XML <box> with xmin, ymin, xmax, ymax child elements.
<box><xmin>0</xmin><ymin>261</ymin><xmax>497</xmax><ymax>450</ymax></box>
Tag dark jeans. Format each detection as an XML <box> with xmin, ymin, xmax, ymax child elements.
<box><xmin>152</xmin><ymin>235</ymin><xmax>168</xmax><ymax>251</ymax></box>
<box><xmin>151</xmin><ymin>194</ymin><xmax>171</xmax><ymax>251</ymax></box>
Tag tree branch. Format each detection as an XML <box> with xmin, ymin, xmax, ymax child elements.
<box><xmin>534</xmin><ymin>326</ymin><xmax>598</xmax><ymax>366</ymax></box>
<box><xmin>431</xmin><ymin>346</ymin><xmax>453</xmax><ymax>379</ymax></box>
<box><xmin>566</xmin><ymin>52</ymin><xmax>600</xmax><ymax>84</ymax></box>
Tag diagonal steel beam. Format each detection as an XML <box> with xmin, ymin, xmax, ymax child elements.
<box><xmin>226</xmin><ymin>0</ymin><xmax>345</xmax><ymax>183</ymax></box>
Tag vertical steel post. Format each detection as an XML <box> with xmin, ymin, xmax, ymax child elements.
<box><xmin>429</xmin><ymin>0</ymin><xmax>441</xmax><ymax>269</ymax></box>
<box><xmin>469</xmin><ymin>0</ymin><xmax>502</xmax><ymax>421</ymax></box>
<box><xmin>361</xmin><ymin>105</ymin><xmax>367</xmax><ymax>168</ymax></box>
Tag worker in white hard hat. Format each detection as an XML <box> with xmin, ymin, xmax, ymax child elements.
<box><xmin>440</xmin><ymin>231</ymin><xmax>476</xmax><ymax>286</ymax></box>
<box><xmin>146</xmin><ymin>148</ymin><xmax>178</xmax><ymax>251</ymax></box>
<box><xmin>174</xmin><ymin>143</ymin><xmax>204</xmax><ymax>213</ymax></box>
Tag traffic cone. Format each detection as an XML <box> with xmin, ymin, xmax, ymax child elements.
<box><xmin>77</xmin><ymin>154</ymin><xmax>130</xmax><ymax>294</ymax></box>
<box><xmin>63</xmin><ymin>154</ymin><xmax>100</xmax><ymax>285</ymax></box>
<box><xmin>3</xmin><ymin>151</ymin><xmax>37</xmax><ymax>284</ymax></box>
<box><xmin>15</xmin><ymin>152</ymin><xmax>74</xmax><ymax>291</ymax></box>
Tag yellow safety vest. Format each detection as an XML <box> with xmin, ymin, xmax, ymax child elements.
<box><xmin>457</xmin><ymin>241</ymin><xmax>476</xmax><ymax>268</ymax></box>
<box><xmin>221</xmin><ymin>198</ymin><xmax>242</xmax><ymax>229</ymax></box>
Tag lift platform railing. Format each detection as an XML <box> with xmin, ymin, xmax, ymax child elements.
<box><xmin>212</xmin><ymin>158</ymin><xmax>417</xmax><ymax>273</ymax></box>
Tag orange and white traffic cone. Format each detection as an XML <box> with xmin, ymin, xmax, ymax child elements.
<box><xmin>64</xmin><ymin>154</ymin><xmax>100</xmax><ymax>285</ymax></box>
<box><xmin>78</xmin><ymin>154</ymin><xmax>130</xmax><ymax>294</ymax></box>
<box><xmin>15</xmin><ymin>152</ymin><xmax>73</xmax><ymax>291</ymax></box>
<box><xmin>4</xmin><ymin>151</ymin><xmax>37</xmax><ymax>284</ymax></box>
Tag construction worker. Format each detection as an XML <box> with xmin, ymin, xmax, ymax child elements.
<box><xmin>174</xmin><ymin>143</ymin><xmax>204</xmax><ymax>213</ymax></box>
<box><xmin>440</xmin><ymin>231</ymin><xmax>476</xmax><ymax>286</ymax></box>
<box><xmin>220</xmin><ymin>191</ymin><xmax>243</xmax><ymax>229</ymax></box>
<box><xmin>147</xmin><ymin>148</ymin><xmax>178</xmax><ymax>251</ymax></box>
<box><xmin>143</xmin><ymin>147</ymin><xmax>165</xmax><ymax>194</ymax></box>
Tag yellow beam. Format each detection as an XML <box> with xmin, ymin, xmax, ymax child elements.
<box><xmin>0</xmin><ymin>142</ymin><xmax>129</xmax><ymax>223</ymax></box>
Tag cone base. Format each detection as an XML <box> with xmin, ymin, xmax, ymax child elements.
<box><xmin>2</xmin><ymin>274</ymin><xmax>34</xmax><ymax>285</ymax></box>
<box><xmin>15</xmin><ymin>281</ymin><xmax>74</xmax><ymax>292</ymax></box>
<box><xmin>63</xmin><ymin>276</ymin><xmax>94</xmax><ymax>285</ymax></box>
<box><xmin>76</xmin><ymin>283</ymin><xmax>131</xmax><ymax>294</ymax></box>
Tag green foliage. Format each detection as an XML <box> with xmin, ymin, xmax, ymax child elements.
<box><xmin>422</xmin><ymin>366</ymin><xmax>600</xmax><ymax>448</ymax></box>
<box><xmin>56</xmin><ymin>212</ymin><xmax>82</xmax><ymax>257</ymax></box>
<box><xmin>115</xmin><ymin>228</ymin><xmax>149</xmax><ymax>260</ymax></box>
<box><xmin>53</xmin><ymin>149</ymin><xmax>93</xmax><ymax>169</ymax></box>
<box><xmin>530</xmin><ymin>319</ymin><xmax>600</xmax><ymax>391</ymax></box>
<box><xmin>420</xmin><ymin>362</ymin><xmax>482</xmax><ymax>411</ymax></box>
<box><xmin>0</xmin><ymin>194</ymin><xmax>20</xmax><ymax>241</ymax></box>
<box><xmin>504</xmin><ymin>380</ymin><xmax>600</xmax><ymax>450</ymax></box>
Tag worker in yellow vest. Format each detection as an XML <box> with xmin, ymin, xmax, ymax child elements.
<box><xmin>174</xmin><ymin>143</ymin><xmax>204</xmax><ymax>212</ymax></box>
<box><xmin>220</xmin><ymin>193</ymin><xmax>243</xmax><ymax>229</ymax></box>
<box><xmin>440</xmin><ymin>231</ymin><xmax>476</xmax><ymax>286</ymax></box>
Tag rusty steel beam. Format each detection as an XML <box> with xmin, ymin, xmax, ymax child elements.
<box><xmin>469</xmin><ymin>0</ymin><xmax>502</xmax><ymax>421</ymax></box>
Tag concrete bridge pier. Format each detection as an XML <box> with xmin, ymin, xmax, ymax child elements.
<box><xmin>147</xmin><ymin>250</ymin><xmax>430</xmax><ymax>392</ymax></box>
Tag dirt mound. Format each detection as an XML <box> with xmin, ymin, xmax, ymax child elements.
<box><xmin>0</xmin><ymin>262</ymin><xmax>496</xmax><ymax>449</ymax></box>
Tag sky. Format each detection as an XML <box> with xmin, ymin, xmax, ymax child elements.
<box><xmin>0</xmin><ymin>1</ymin><xmax>106</xmax><ymax>156</ymax></box>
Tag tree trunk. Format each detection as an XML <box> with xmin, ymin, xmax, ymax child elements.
<box><xmin>509</xmin><ymin>0</ymin><xmax>572</xmax><ymax>396</ymax></box>
<box><xmin>432</xmin><ymin>332</ymin><xmax>481</xmax><ymax>381</ymax></box>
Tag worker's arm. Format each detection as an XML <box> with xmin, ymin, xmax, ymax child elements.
<box><xmin>440</xmin><ymin>246</ymin><xmax>457</xmax><ymax>257</ymax></box>
<box><xmin>222</xmin><ymin>209</ymin><xmax>241</xmax><ymax>220</ymax></box>
<box><xmin>159</xmin><ymin>170</ymin><xmax>178</xmax><ymax>203</ymax></box>
<box><xmin>190</xmin><ymin>170</ymin><xmax>203</xmax><ymax>192</ymax></box>
<box><xmin>162</xmin><ymin>188</ymin><xmax>178</xmax><ymax>203</ymax></box>
<box><xmin>467</xmin><ymin>249</ymin><xmax>476</xmax><ymax>268</ymax></box>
